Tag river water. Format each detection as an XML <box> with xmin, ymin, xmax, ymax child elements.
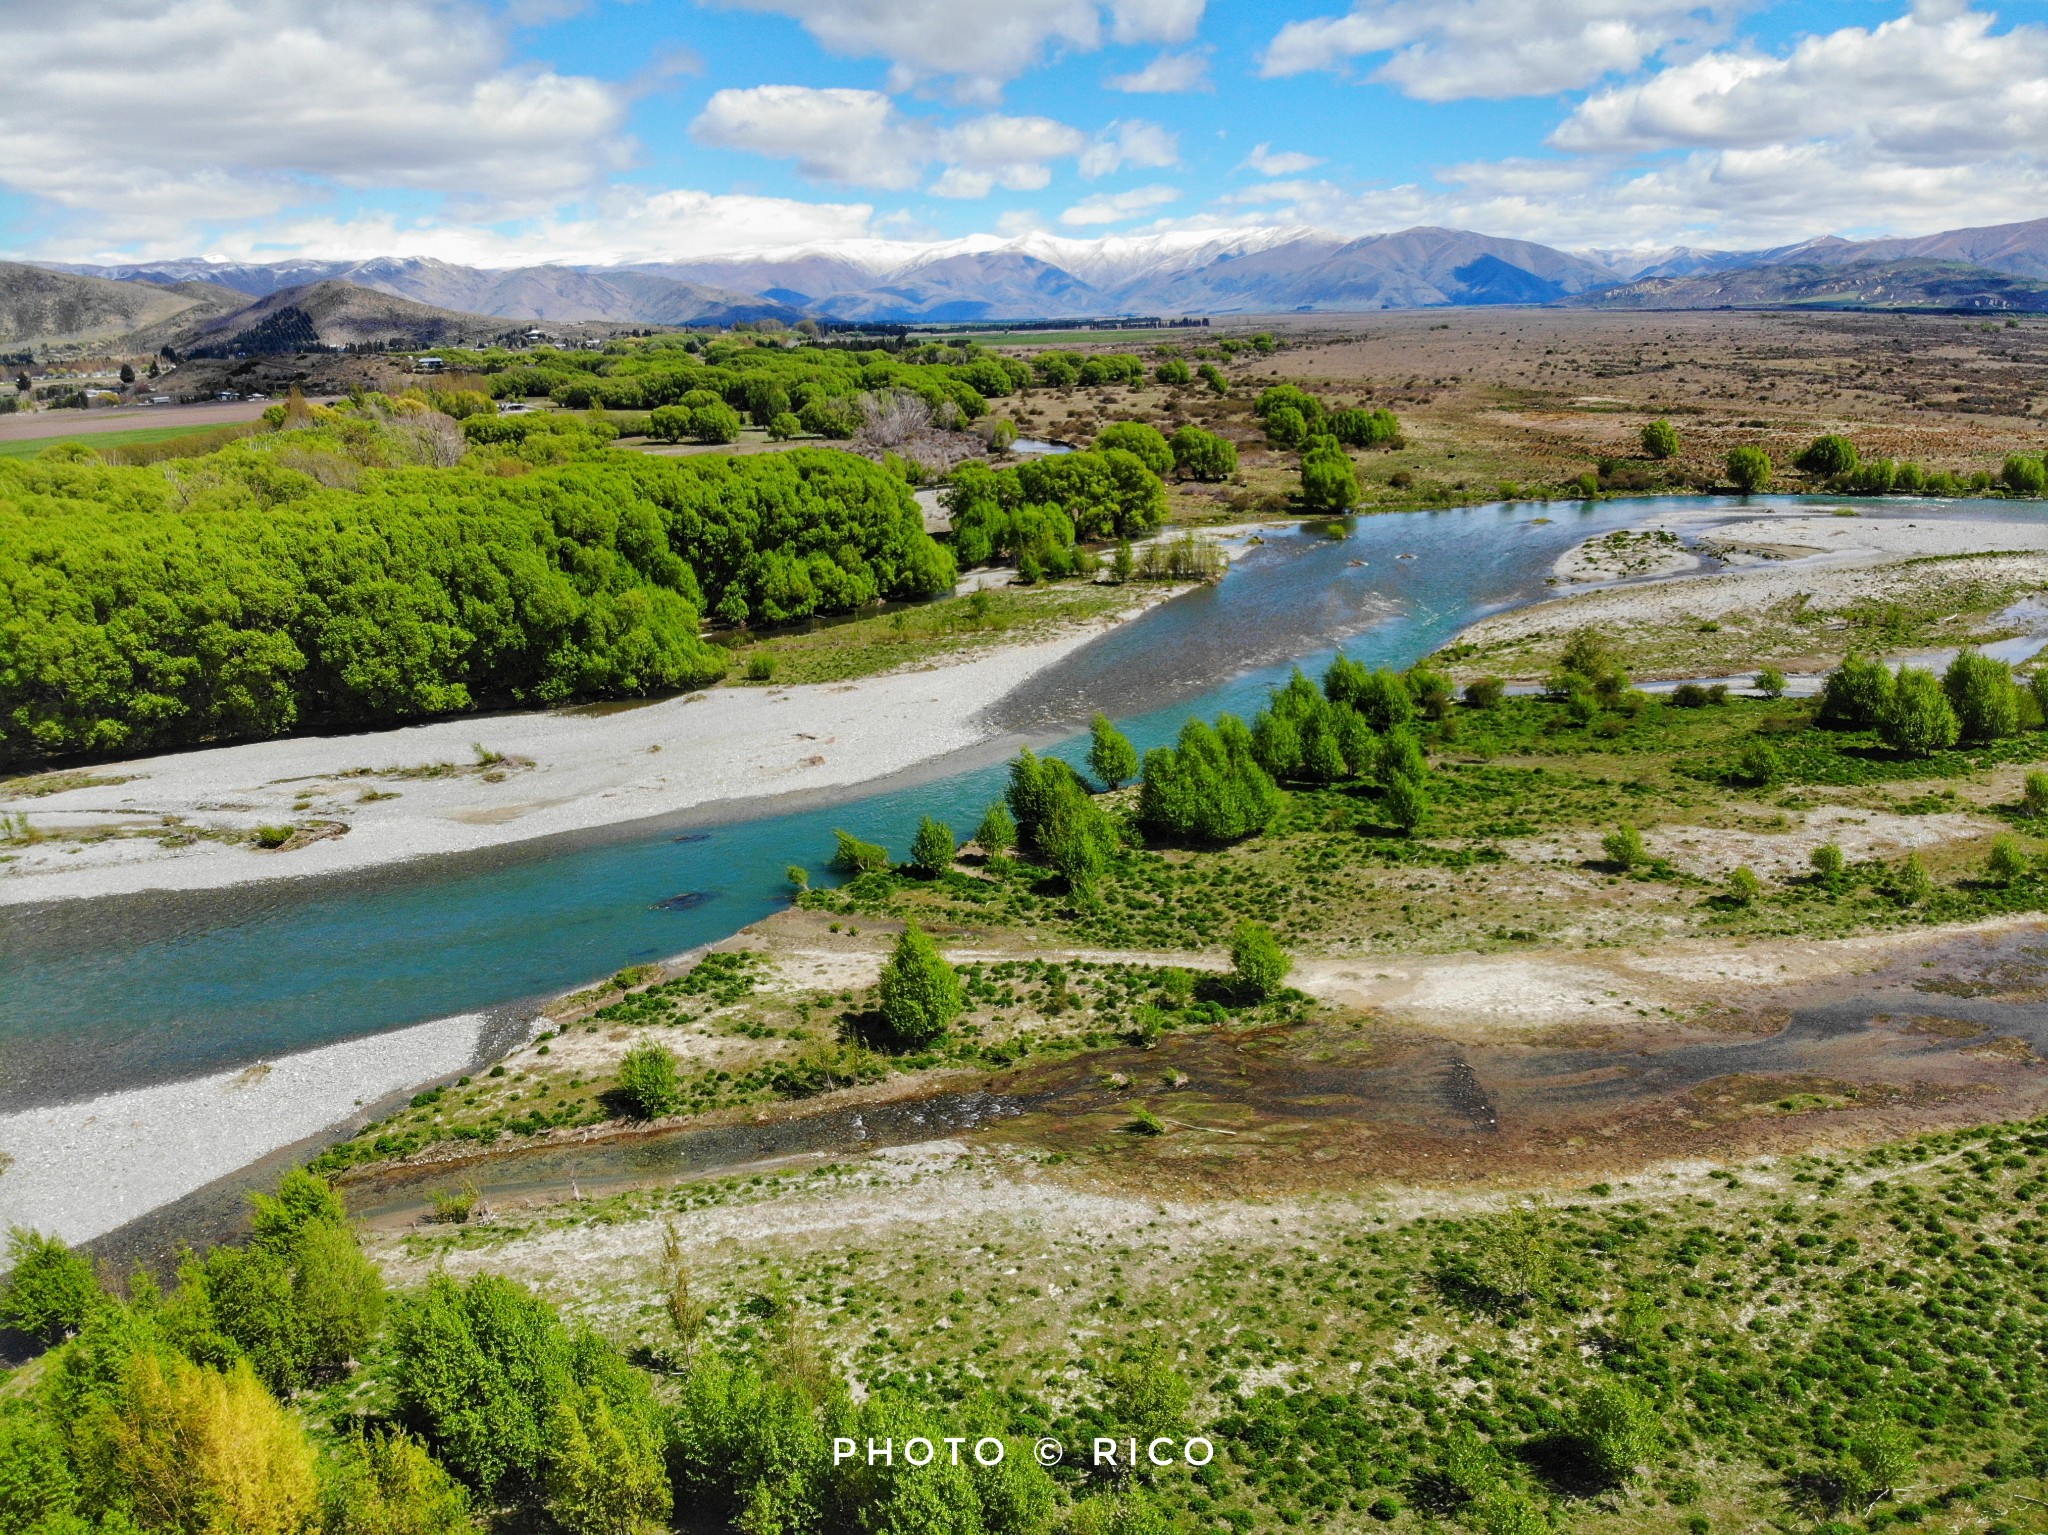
<box><xmin>2</xmin><ymin>496</ymin><xmax>2038</xmax><ymax>1115</ymax></box>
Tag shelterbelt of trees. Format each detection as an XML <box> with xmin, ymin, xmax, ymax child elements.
<box><xmin>428</xmin><ymin>335</ymin><xmax>1078</xmax><ymax>438</ymax></box>
<box><xmin>0</xmin><ymin>399</ymin><xmax>959</xmax><ymax>759</ymax></box>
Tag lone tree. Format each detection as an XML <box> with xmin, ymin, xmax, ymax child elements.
<box><xmin>1300</xmin><ymin>439</ymin><xmax>1361</xmax><ymax>513</ymax></box>
<box><xmin>878</xmin><ymin>921</ymin><xmax>962</xmax><ymax>1048</ymax></box>
<box><xmin>1230</xmin><ymin>920</ymin><xmax>1291</xmax><ymax>1000</ymax></box>
<box><xmin>0</xmin><ymin>1228</ymin><xmax>99</xmax><ymax>1343</ymax></box>
<box><xmin>908</xmin><ymin>815</ymin><xmax>955</xmax><ymax>878</ymax></box>
<box><xmin>1572</xmin><ymin>1380</ymin><xmax>1660</xmax><ymax>1485</ymax></box>
<box><xmin>1795</xmin><ymin>433</ymin><xmax>1859</xmax><ymax>477</ymax></box>
<box><xmin>1088</xmin><ymin>713</ymin><xmax>1139</xmax><ymax>788</ymax></box>
<box><xmin>974</xmin><ymin>801</ymin><xmax>1016</xmax><ymax>852</ymax></box>
<box><xmin>1942</xmin><ymin>649</ymin><xmax>2020</xmax><ymax>743</ymax></box>
<box><xmin>1640</xmin><ymin>418</ymin><xmax>1679</xmax><ymax>460</ymax></box>
<box><xmin>1726</xmin><ymin>445</ymin><xmax>1772</xmax><ymax>493</ymax></box>
<box><xmin>1878</xmin><ymin>666</ymin><xmax>1960</xmax><ymax>756</ymax></box>
<box><xmin>616</xmin><ymin>1041</ymin><xmax>685</xmax><ymax>1119</ymax></box>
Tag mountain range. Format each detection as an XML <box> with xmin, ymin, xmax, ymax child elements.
<box><xmin>11</xmin><ymin>216</ymin><xmax>2048</xmax><ymax>353</ymax></box>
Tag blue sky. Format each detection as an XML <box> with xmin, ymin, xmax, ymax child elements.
<box><xmin>3</xmin><ymin>0</ymin><xmax>2045</xmax><ymax>266</ymax></box>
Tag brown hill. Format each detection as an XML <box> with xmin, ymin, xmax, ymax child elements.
<box><xmin>0</xmin><ymin>263</ymin><xmax>241</xmax><ymax>350</ymax></box>
<box><xmin>181</xmin><ymin>280</ymin><xmax>528</xmax><ymax>355</ymax></box>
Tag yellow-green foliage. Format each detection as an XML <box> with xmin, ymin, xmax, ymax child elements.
<box><xmin>0</xmin><ymin>416</ymin><xmax>952</xmax><ymax>758</ymax></box>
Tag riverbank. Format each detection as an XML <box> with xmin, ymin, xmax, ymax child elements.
<box><xmin>1446</xmin><ymin>501</ymin><xmax>2048</xmax><ymax>682</ymax></box>
<box><xmin>0</xmin><ymin>1008</ymin><xmax>494</xmax><ymax>1246</ymax></box>
<box><xmin>0</xmin><ymin>590</ymin><xmax>1177</xmax><ymax>909</ymax></box>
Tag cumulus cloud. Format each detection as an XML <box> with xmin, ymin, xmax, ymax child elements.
<box><xmin>1242</xmin><ymin>144</ymin><xmax>1324</xmax><ymax>177</ymax></box>
<box><xmin>693</xmin><ymin>86</ymin><xmax>930</xmax><ymax>189</ymax></box>
<box><xmin>1107</xmin><ymin>48</ymin><xmax>1212</xmax><ymax>92</ymax></box>
<box><xmin>0</xmin><ymin>0</ymin><xmax>628</xmax><ymax>238</ymax></box>
<box><xmin>719</xmin><ymin>0</ymin><xmax>1202</xmax><ymax>99</ymax></box>
<box><xmin>1260</xmin><ymin>0</ymin><xmax>1728</xmax><ymax>100</ymax></box>
<box><xmin>1079</xmin><ymin>120</ymin><xmax>1181</xmax><ymax>178</ymax></box>
<box><xmin>1108</xmin><ymin>0</ymin><xmax>1205</xmax><ymax>45</ymax></box>
<box><xmin>932</xmin><ymin>115</ymin><xmax>1092</xmax><ymax>197</ymax></box>
<box><xmin>1059</xmin><ymin>183</ymin><xmax>1181</xmax><ymax>225</ymax></box>
<box><xmin>39</xmin><ymin>188</ymin><xmax>878</xmax><ymax>268</ymax></box>
<box><xmin>691</xmin><ymin>87</ymin><xmax>1170</xmax><ymax>199</ymax></box>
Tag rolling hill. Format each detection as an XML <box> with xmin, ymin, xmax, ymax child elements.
<box><xmin>0</xmin><ymin>263</ymin><xmax>243</xmax><ymax>350</ymax></box>
<box><xmin>178</xmin><ymin>280</ymin><xmax>531</xmax><ymax>355</ymax></box>
<box><xmin>1565</xmin><ymin>257</ymin><xmax>2048</xmax><ymax>314</ymax></box>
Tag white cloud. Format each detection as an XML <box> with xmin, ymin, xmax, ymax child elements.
<box><xmin>1059</xmin><ymin>183</ymin><xmax>1181</xmax><ymax>225</ymax></box>
<box><xmin>932</xmin><ymin>115</ymin><xmax>1091</xmax><ymax>196</ymax></box>
<box><xmin>35</xmin><ymin>188</ymin><xmax>878</xmax><ymax>268</ymax></box>
<box><xmin>1556</xmin><ymin>4</ymin><xmax>2048</xmax><ymax>156</ymax></box>
<box><xmin>1260</xmin><ymin>0</ymin><xmax>1728</xmax><ymax>100</ymax></box>
<box><xmin>693</xmin><ymin>86</ymin><xmax>929</xmax><ymax>188</ymax></box>
<box><xmin>1108</xmin><ymin>0</ymin><xmax>1204</xmax><ymax>45</ymax></box>
<box><xmin>716</xmin><ymin>0</ymin><xmax>1201</xmax><ymax>99</ymax></box>
<box><xmin>1079</xmin><ymin>120</ymin><xmax>1180</xmax><ymax>178</ymax></box>
<box><xmin>1107</xmin><ymin>48</ymin><xmax>1212</xmax><ymax>92</ymax></box>
<box><xmin>1242</xmin><ymin>144</ymin><xmax>1324</xmax><ymax>177</ymax></box>
<box><xmin>0</xmin><ymin>0</ymin><xmax>628</xmax><ymax>239</ymax></box>
<box><xmin>690</xmin><ymin>87</ymin><xmax>1166</xmax><ymax>199</ymax></box>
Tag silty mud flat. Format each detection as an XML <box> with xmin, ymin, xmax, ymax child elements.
<box><xmin>333</xmin><ymin>923</ymin><xmax>2048</xmax><ymax>1231</ymax></box>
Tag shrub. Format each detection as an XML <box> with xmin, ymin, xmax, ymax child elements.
<box><xmin>1754</xmin><ymin>666</ymin><xmax>1787</xmax><ymax>698</ymax></box>
<box><xmin>1987</xmin><ymin>834</ymin><xmax>2029</xmax><ymax>884</ymax></box>
<box><xmin>766</xmin><ymin>411</ymin><xmax>802</xmax><ymax>442</ymax></box>
<box><xmin>1329</xmin><ymin>408</ymin><xmax>1401</xmax><ymax>448</ymax></box>
<box><xmin>1890</xmin><ymin>853</ymin><xmax>1934</xmax><ymax>905</ymax></box>
<box><xmin>2002</xmin><ymin>454</ymin><xmax>2048</xmax><ymax>496</ymax></box>
<box><xmin>1725</xmin><ymin>445</ymin><xmax>1772</xmax><ymax>493</ymax></box>
<box><xmin>1138</xmin><ymin>716</ymin><xmax>1282</xmax><ymax>842</ymax></box>
<box><xmin>786</xmin><ymin>864</ymin><xmax>808</xmax><ymax>894</ymax></box>
<box><xmin>1818</xmin><ymin>654</ymin><xmax>1894</xmax><ymax>729</ymax></box>
<box><xmin>831</xmin><ymin>829</ymin><xmax>889</xmax><ymax>874</ymax></box>
<box><xmin>255</xmin><ymin>824</ymin><xmax>294</xmax><ymax>849</ymax></box>
<box><xmin>745</xmin><ymin>651</ymin><xmax>777</xmax><ymax>682</ymax></box>
<box><xmin>1094</xmin><ymin>422</ymin><xmax>1173</xmax><ymax>478</ymax></box>
<box><xmin>1603</xmin><ymin>825</ymin><xmax>1647</xmax><ymax>870</ymax></box>
<box><xmin>1407</xmin><ymin>666</ymin><xmax>1454</xmax><ymax>720</ymax></box>
<box><xmin>909</xmin><ymin>816</ymin><xmax>956</xmax><ymax>878</ymax></box>
<box><xmin>1943</xmin><ymin>649</ymin><xmax>2020</xmax><ymax>743</ymax></box>
<box><xmin>1735</xmin><ymin>739</ymin><xmax>1780</xmax><ymax>786</ymax></box>
<box><xmin>0</xmin><ymin>1229</ymin><xmax>99</xmax><ymax>1343</ymax></box>
<box><xmin>1464</xmin><ymin>675</ymin><xmax>1505</xmax><ymax>709</ymax></box>
<box><xmin>1229</xmin><ymin>921</ymin><xmax>1291</xmax><ymax>1000</ymax></box>
<box><xmin>878</xmin><ymin>921</ymin><xmax>962</xmax><ymax>1048</ymax></box>
<box><xmin>1088</xmin><ymin>713</ymin><xmax>1139</xmax><ymax>789</ymax></box>
<box><xmin>1167</xmin><ymin>425</ymin><xmax>1236</xmax><ymax>481</ymax></box>
<box><xmin>1154</xmin><ymin>358</ymin><xmax>1191</xmax><ymax>386</ymax></box>
<box><xmin>1877</xmin><ymin>666</ymin><xmax>1960</xmax><ymax>756</ymax></box>
<box><xmin>1325</xmin><ymin>656</ymin><xmax>1414</xmax><ymax>730</ymax></box>
<box><xmin>1300</xmin><ymin>439</ymin><xmax>1361</xmax><ymax>512</ymax></box>
<box><xmin>1640</xmin><ymin>419</ymin><xmax>1680</xmax><ymax>460</ymax></box>
<box><xmin>1197</xmin><ymin>362</ymin><xmax>1227</xmax><ymax>395</ymax></box>
<box><xmin>1796</xmin><ymin>435</ymin><xmax>1859</xmax><ymax>477</ymax></box>
<box><xmin>323</xmin><ymin>1429</ymin><xmax>480</xmax><ymax>1535</ymax></box>
<box><xmin>1572</xmin><ymin>1380</ymin><xmax>1659</xmax><ymax>1484</ymax></box>
<box><xmin>2025</xmin><ymin>770</ymin><xmax>2048</xmax><ymax>817</ymax></box>
<box><xmin>1725</xmin><ymin>866</ymin><xmax>1763</xmax><ymax>906</ymax></box>
<box><xmin>617</xmin><ymin>1041</ymin><xmax>685</xmax><ymax>1118</ymax></box>
<box><xmin>974</xmin><ymin>801</ymin><xmax>1016</xmax><ymax>852</ymax></box>
<box><xmin>1384</xmin><ymin>772</ymin><xmax>1431</xmax><ymax>835</ymax></box>
<box><xmin>1811</xmin><ymin>843</ymin><xmax>1846</xmax><ymax>888</ymax></box>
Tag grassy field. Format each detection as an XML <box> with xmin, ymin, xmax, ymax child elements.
<box><xmin>379</xmin><ymin>1110</ymin><xmax>2048</xmax><ymax>1535</ymax></box>
<box><xmin>724</xmin><ymin>582</ymin><xmax>1155</xmax><ymax>687</ymax></box>
<box><xmin>0</xmin><ymin>421</ymin><xmax>255</xmax><ymax>460</ymax></box>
